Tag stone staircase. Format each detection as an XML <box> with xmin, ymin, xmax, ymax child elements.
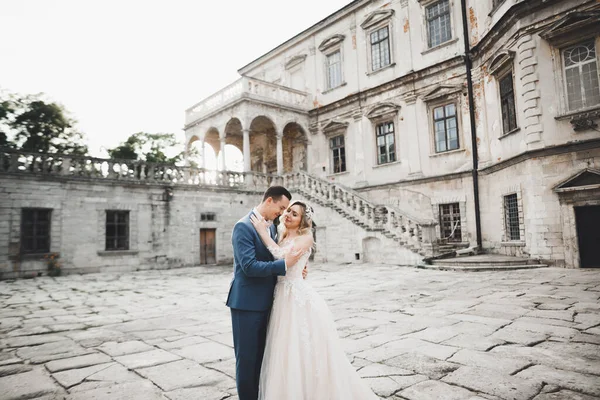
<box><xmin>276</xmin><ymin>171</ymin><xmax>450</xmax><ymax>259</ymax></box>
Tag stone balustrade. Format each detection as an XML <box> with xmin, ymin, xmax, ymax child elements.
<box><xmin>281</xmin><ymin>171</ymin><xmax>437</xmax><ymax>256</ymax></box>
<box><xmin>185</xmin><ymin>76</ymin><xmax>310</xmax><ymax>125</ymax></box>
<box><xmin>0</xmin><ymin>148</ymin><xmax>276</xmax><ymax>190</ymax></box>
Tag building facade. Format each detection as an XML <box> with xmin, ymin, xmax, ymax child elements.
<box><xmin>184</xmin><ymin>0</ymin><xmax>600</xmax><ymax>269</ymax></box>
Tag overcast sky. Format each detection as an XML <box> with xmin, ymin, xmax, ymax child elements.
<box><xmin>0</xmin><ymin>0</ymin><xmax>350</xmax><ymax>157</ymax></box>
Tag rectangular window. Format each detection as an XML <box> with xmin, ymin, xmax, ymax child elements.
<box><xmin>499</xmin><ymin>72</ymin><xmax>518</xmax><ymax>134</ymax></box>
<box><xmin>21</xmin><ymin>208</ymin><xmax>51</xmax><ymax>254</ymax></box>
<box><xmin>326</xmin><ymin>50</ymin><xmax>342</xmax><ymax>89</ymax></box>
<box><xmin>106</xmin><ymin>210</ymin><xmax>129</xmax><ymax>251</ymax></box>
<box><xmin>426</xmin><ymin>0</ymin><xmax>452</xmax><ymax>48</ymax></box>
<box><xmin>201</xmin><ymin>212</ymin><xmax>216</xmax><ymax>222</ymax></box>
<box><xmin>563</xmin><ymin>40</ymin><xmax>600</xmax><ymax>111</ymax></box>
<box><xmin>439</xmin><ymin>203</ymin><xmax>462</xmax><ymax>242</ymax></box>
<box><xmin>370</xmin><ymin>26</ymin><xmax>391</xmax><ymax>71</ymax></box>
<box><xmin>330</xmin><ymin>135</ymin><xmax>346</xmax><ymax>174</ymax></box>
<box><xmin>433</xmin><ymin>103</ymin><xmax>459</xmax><ymax>153</ymax></box>
<box><xmin>376</xmin><ymin>122</ymin><xmax>396</xmax><ymax>164</ymax></box>
<box><xmin>504</xmin><ymin>194</ymin><xmax>520</xmax><ymax>241</ymax></box>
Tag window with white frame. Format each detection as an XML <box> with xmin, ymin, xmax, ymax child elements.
<box><xmin>370</xmin><ymin>26</ymin><xmax>391</xmax><ymax>71</ymax></box>
<box><xmin>376</xmin><ymin>121</ymin><xmax>396</xmax><ymax>164</ymax></box>
<box><xmin>330</xmin><ymin>135</ymin><xmax>346</xmax><ymax>174</ymax></box>
<box><xmin>503</xmin><ymin>193</ymin><xmax>521</xmax><ymax>241</ymax></box>
<box><xmin>432</xmin><ymin>103</ymin><xmax>459</xmax><ymax>153</ymax></box>
<box><xmin>563</xmin><ymin>40</ymin><xmax>600</xmax><ymax>112</ymax></box>
<box><xmin>426</xmin><ymin>0</ymin><xmax>452</xmax><ymax>48</ymax></box>
<box><xmin>499</xmin><ymin>71</ymin><xmax>518</xmax><ymax>134</ymax></box>
<box><xmin>326</xmin><ymin>50</ymin><xmax>343</xmax><ymax>89</ymax></box>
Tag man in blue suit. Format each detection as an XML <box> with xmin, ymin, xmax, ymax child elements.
<box><xmin>226</xmin><ymin>186</ymin><xmax>301</xmax><ymax>400</ymax></box>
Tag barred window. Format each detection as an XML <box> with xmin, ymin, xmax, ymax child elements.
<box><xmin>326</xmin><ymin>50</ymin><xmax>342</xmax><ymax>89</ymax></box>
<box><xmin>370</xmin><ymin>26</ymin><xmax>391</xmax><ymax>71</ymax></box>
<box><xmin>426</xmin><ymin>0</ymin><xmax>452</xmax><ymax>48</ymax></box>
<box><xmin>376</xmin><ymin>122</ymin><xmax>396</xmax><ymax>164</ymax></box>
<box><xmin>21</xmin><ymin>208</ymin><xmax>51</xmax><ymax>254</ymax></box>
<box><xmin>439</xmin><ymin>203</ymin><xmax>462</xmax><ymax>242</ymax></box>
<box><xmin>563</xmin><ymin>40</ymin><xmax>600</xmax><ymax>111</ymax></box>
<box><xmin>504</xmin><ymin>194</ymin><xmax>520</xmax><ymax>241</ymax></box>
<box><xmin>201</xmin><ymin>212</ymin><xmax>216</xmax><ymax>222</ymax></box>
<box><xmin>499</xmin><ymin>72</ymin><xmax>518</xmax><ymax>134</ymax></box>
<box><xmin>433</xmin><ymin>103</ymin><xmax>459</xmax><ymax>153</ymax></box>
<box><xmin>330</xmin><ymin>135</ymin><xmax>346</xmax><ymax>174</ymax></box>
<box><xmin>106</xmin><ymin>211</ymin><xmax>129</xmax><ymax>251</ymax></box>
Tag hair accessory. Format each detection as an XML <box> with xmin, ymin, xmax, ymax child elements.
<box><xmin>305</xmin><ymin>204</ymin><xmax>315</xmax><ymax>222</ymax></box>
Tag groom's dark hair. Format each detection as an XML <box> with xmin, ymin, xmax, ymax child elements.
<box><xmin>263</xmin><ymin>186</ymin><xmax>292</xmax><ymax>202</ymax></box>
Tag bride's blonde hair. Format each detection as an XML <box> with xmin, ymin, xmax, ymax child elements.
<box><xmin>279</xmin><ymin>201</ymin><xmax>315</xmax><ymax>246</ymax></box>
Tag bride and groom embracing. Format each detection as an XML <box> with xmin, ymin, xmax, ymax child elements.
<box><xmin>226</xmin><ymin>186</ymin><xmax>378</xmax><ymax>400</ymax></box>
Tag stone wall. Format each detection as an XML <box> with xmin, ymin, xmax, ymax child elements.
<box><xmin>0</xmin><ymin>174</ymin><xmax>262</xmax><ymax>279</ymax></box>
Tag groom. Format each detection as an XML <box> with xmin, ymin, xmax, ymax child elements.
<box><xmin>227</xmin><ymin>186</ymin><xmax>302</xmax><ymax>400</ymax></box>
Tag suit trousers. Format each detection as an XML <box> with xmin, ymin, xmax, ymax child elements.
<box><xmin>230</xmin><ymin>308</ymin><xmax>270</xmax><ymax>400</ymax></box>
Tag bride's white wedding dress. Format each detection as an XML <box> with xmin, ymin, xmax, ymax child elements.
<box><xmin>258</xmin><ymin>237</ymin><xmax>379</xmax><ymax>400</ymax></box>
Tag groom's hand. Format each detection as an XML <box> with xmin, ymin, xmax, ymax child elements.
<box><xmin>285</xmin><ymin>247</ymin><xmax>302</xmax><ymax>268</ymax></box>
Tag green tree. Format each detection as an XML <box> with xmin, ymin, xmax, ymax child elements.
<box><xmin>0</xmin><ymin>92</ymin><xmax>88</xmax><ymax>155</ymax></box>
<box><xmin>108</xmin><ymin>132</ymin><xmax>186</xmax><ymax>164</ymax></box>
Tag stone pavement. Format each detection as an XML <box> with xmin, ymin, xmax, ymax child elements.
<box><xmin>0</xmin><ymin>264</ymin><xmax>599</xmax><ymax>400</ymax></box>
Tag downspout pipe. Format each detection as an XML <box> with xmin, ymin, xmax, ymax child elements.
<box><xmin>460</xmin><ymin>0</ymin><xmax>483</xmax><ymax>249</ymax></box>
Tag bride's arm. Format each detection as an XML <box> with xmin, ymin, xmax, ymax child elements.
<box><xmin>250</xmin><ymin>215</ymin><xmax>285</xmax><ymax>258</ymax></box>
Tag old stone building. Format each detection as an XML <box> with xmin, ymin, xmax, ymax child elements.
<box><xmin>184</xmin><ymin>0</ymin><xmax>600</xmax><ymax>269</ymax></box>
<box><xmin>2</xmin><ymin>0</ymin><xmax>600</xmax><ymax>279</ymax></box>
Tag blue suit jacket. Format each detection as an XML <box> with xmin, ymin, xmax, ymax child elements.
<box><xmin>226</xmin><ymin>211</ymin><xmax>286</xmax><ymax>311</ymax></box>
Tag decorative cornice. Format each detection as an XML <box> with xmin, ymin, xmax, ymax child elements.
<box><xmin>539</xmin><ymin>10</ymin><xmax>600</xmax><ymax>44</ymax></box>
<box><xmin>554</xmin><ymin>168</ymin><xmax>600</xmax><ymax>192</ymax></box>
<box><xmin>365</xmin><ymin>102</ymin><xmax>400</xmax><ymax>120</ymax></box>
<box><xmin>321</xmin><ymin>120</ymin><xmax>349</xmax><ymax>135</ymax></box>
<box><xmin>421</xmin><ymin>84</ymin><xmax>464</xmax><ymax>102</ymax></box>
<box><xmin>488</xmin><ymin>50</ymin><xmax>515</xmax><ymax>76</ymax></box>
<box><xmin>318</xmin><ymin>34</ymin><xmax>346</xmax><ymax>52</ymax></box>
<box><xmin>285</xmin><ymin>54</ymin><xmax>307</xmax><ymax>70</ymax></box>
<box><xmin>360</xmin><ymin>9</ymin><xmax>394</xmax><ymax>30</ymax></box>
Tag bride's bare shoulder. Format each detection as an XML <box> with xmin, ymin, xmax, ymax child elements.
<box><xmin>294</xmin><ymin>234</ymin><xmax>314</xmax><ymax>251</ymax></box>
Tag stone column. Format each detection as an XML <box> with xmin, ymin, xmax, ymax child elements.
<box><xmin>219</xmin><ymin>137</ymin><xmax>226</xmax><ymax>171</ymax></box>
<box><xmin>406</xmin><ymin>95</ymin><xmax>423</xmax><ymax>177</ymax></box>
<box><xmin>276</xmin><ymin>134</ymin><xmax>283</xmax><ymax>175</ymax></box>
<box><xmin>243</xmin><ymin>129</ymin><xmax>251</xmax><ymax>172</ymax></box>
<box><xmin>200</xmin><ymin>138</ymin><xmax>206</xmax><ymax>169</ymax></box>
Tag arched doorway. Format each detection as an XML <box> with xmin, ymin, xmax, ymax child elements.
<box><xmin>249</xmin><ymin>116</ymin><xmax>277</xmax><ymax>174</ymax></box>
<box><xmin>282</xmin><ymin>122</ymin><xmax>308</xmax><ymax>173</ymax></box>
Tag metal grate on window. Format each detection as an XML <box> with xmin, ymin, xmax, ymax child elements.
<box><xmin>106</xmin><ymin>211</ymin><xmax>129</xmax><ymax>251</ymax></box>
<box><xmin>563</xmin><ymin>40</ymin><xmax>600</xmax><ymax>111</ymax></box>
<box><xmin>504</xmin><ymin>194</ymin><xmax>520</xmax><ymax>241</ymax></box>
<box><xmin>370</xmin><ymin>26</ymin><xmax>391</xmax><ymax>71</ymax></box>
<box><xmin>201</xmin><ymin>213</ymin><xmax>216</xmax><ymax>222</ymax></box>
<box><xmin>439</xmin><ymin>203</ymin><xmax>462</xmax><ymax>242</ymax></box>
<box><xmin>21</xmin><ymin>208</ymin><xmax>51</xmax><ymax>254</ymax></box>
<box><xmin>427</xmin><ymin>0</ymin><xmax>452</xmax><ymax>48</ymax></box>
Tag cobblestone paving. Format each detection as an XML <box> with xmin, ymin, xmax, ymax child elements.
<box><xmin>0</xmin><ymin>264</ymin><xmax>599</xmax><ymax>400</ymax></box>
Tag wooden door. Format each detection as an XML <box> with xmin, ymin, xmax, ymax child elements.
<box><xmin>200</xmin><ymin>229</ymin><xmax>216</xmax><ymax>264</ymax></box>
<box><xmin>575</xmin><ymin>206</ymin><xmax>600</xmax><ymax>268</ymax></box>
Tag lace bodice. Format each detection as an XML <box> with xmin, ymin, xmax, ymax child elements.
<box><xmin>268</xmin><ymin>237</ymin><xmax>311</xmax><ymax>281</ymax></box>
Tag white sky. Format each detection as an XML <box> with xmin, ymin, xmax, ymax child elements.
<box><xmin>0</xmin><ymin>0</ymin><xmax>350</xmax><ymax>158</ymax></box>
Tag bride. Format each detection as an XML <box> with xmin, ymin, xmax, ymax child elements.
<box><xmin>250</xmin><ymin>200</ymin><xmax>379</xmax><ymax>400</ymax></box>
